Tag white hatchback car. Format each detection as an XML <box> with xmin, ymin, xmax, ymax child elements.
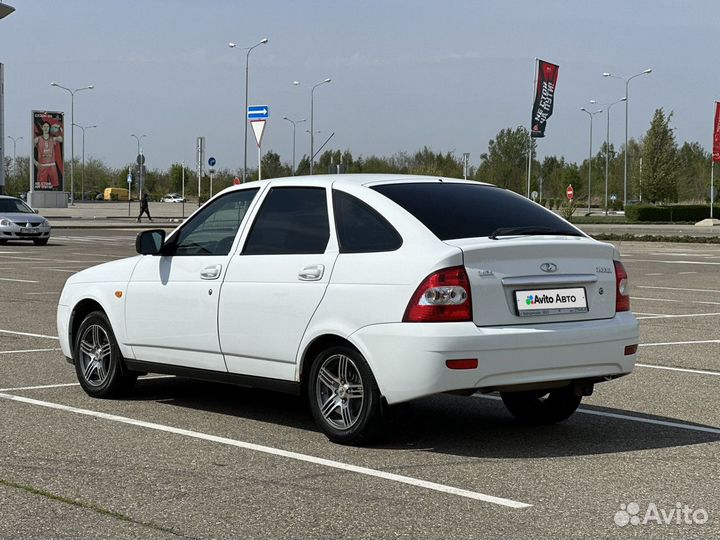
<box><xmin>57</xmin><ymin>175</ymin><xmax>639</xmax><ymax>444</ymax></box>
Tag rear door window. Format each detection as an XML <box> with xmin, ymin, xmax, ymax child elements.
<box><xmin>243</xmin><ymin>187</ymin><xmax>330</xmax><ymax>255</ymax></box>
<box><xmin>372</xmin><ymin>183</ymin><xmax>581</xmax><ymax>240</ymax></box>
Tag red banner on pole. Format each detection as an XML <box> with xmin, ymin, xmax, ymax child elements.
<box><xmin>713</xmin><ymin>102</ymin><xmax>720</xmax><ymax>162</ymax></box>
<box><xmin>531</xmin><ymin>60</ymin><xmax>559</xmax><ymax>138</ymax></box>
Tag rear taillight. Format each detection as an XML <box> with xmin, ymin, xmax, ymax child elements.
<box><xmin>403</xmin><ymin>266</ymin><xmax>472</xmax><ymax>322</ymax></box>
<box><xmin>614</xmin><ymin>260</ymin><xmax>630</xmax><ymax>312</ymax></box>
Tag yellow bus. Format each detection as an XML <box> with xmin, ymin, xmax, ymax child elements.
<box><xmin>103</xmin><ymin>187</ymin><xmax>130</xmax><ymax>201</ymax></box>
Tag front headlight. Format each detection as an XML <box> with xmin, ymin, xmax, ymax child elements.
<box><xmin>41</xmin><ymin>218</ymin><xmax>49</xmax><ymax>227</ymax></box>
<box><xmin>0</xmin><ymin>218</ymin><xmax>10</xmax><ymax>227</ymax></box>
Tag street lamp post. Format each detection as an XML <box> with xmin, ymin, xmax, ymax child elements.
<box><xmin>73</xmin><ymin>124</ymin><xmax>96</xmax><ymax>201</ymax></box>
<box><xmin>295</xmin><ymin>79</ymin><xmax>332</xmax><ymax>175</ymax></box>
<box><xmin>130</xmin><ymin>133</ymin><xmax>146</xmax><ymax>199</ymax></box>
<box><xmin>50</xmin><ymin>82</ymin><xmax>94</xmax><ymax>205</ymax></box>
<box><xmin>592</xmin><ymin>97</ymin><xmax>626</xmax><ymax>215</ymax></box>
<box><xmin>228</xmin><ymin>38</ymin><xmax>268</xmax><ymax>183</ymax></box>
<box><xmin>282</xmin><ymin>116</ymin><xmax>306</xmax><ymax>175</ymax></box>
<box><xmin>580</xmin><ymin>108</ymin><xmax>602</xmax><ymax>214</ymax></box>
<box><xmin>7</xmin><ymin>135</ymin><xmax>22</xmax><ymax>176</ymax></box>
<box><xmin>310</xmin><ymin>79</ymin><xmax>331</xmax><ymax>175</ymax></box>
<box><xmin>603</xmin><ymin>68</ymin><xmax>652</xmax><ymax>208</ymax></box>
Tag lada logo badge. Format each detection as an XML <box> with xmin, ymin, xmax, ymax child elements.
<box><xmin>540</xmin><ymin>262</ymin><xmax>557</xmax><ymax>273</ymax></box>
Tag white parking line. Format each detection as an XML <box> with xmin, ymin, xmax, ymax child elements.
<box><xmin>0</xmin><ymin>383</ymin><xmax>81</xmax><ymax>392</ymax></box>
<box><xmin>636</xmin><ymin>312</ymin><xmax>720</xmax><ymax>320</ymax></box>
<box><xmin>678</xmin><ymin>272</ymin><xmax>698</xmax><ymax>275</ymax></box>
<box><xmin>0</xmin><ymin>375</ymin><xmax>174</xmax><ymax>392</ymax></box>
<box><xmin>636</xmin><ymin>363</ymin><xmax>720</xmax><ymax>376</ymax></box>
<box><xmin>633</xmin><ymin>297</ymin><xmax>720</xmax><ymax>306</ymax></box>
<box><xmin>0</xmin><ymin>348</ymin><xmax>61</xmax><ymax>354</ymax></box>
<box><xmin>0</xmin><ymin>256</ymin><xmax>54</xmax><ymax>262</ymax></box>
<box><xmin>474</xmin><ymin>395</ymin><xmax>720</xmax><ymax>435</ymax></box>
<box><xmin>640</xmin><ymin>339</ymin><xmax>720</xmax><ymax>347</ymax></box>
<box><xmin>644</xmin><ymin>273</ymin><xmax>664</xmax><ymax>276</ymax></box>
<box><xmin>0</xmin><ymin>277</ymin><xmax>39</xmax><ymax>283</ymax></box>
<box><xmin>638</xmin><ymin>285</ymin><xmax>720</xmax><ymax>294</ymax></box>
<box><xmin>631</xmin><ymin>259</ymin><xmax>720</xmax><ymax>266</ymax></box>
<box><xmin>0</xmin><ymin>329</ymin><xmax>59</xmax><ymax>340</ymax></box>
<box><xmin>577</xmin><ymin>409</ymin><xmax>720</xmax><ymax>435</ymax></box>
<box><xmin>0</xmin><ymin>392</ymin><xmax>531</xmax><ymax>508</ymax></box>
<box><xmin>71</xmin><ymin>252</ymin><xmax>125</xmax><ymax>259</ymax></box>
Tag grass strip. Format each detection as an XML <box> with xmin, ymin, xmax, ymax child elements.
<box><xmin>0</xmin><ymin>478</ymin><xmax>185</xmax><ymax>537</ymax></box>
<box><xmin>591</xmin><ymin>233</ymin><xmax>720</xmax><ymax>244</ymax></box>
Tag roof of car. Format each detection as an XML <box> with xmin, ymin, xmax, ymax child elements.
<box><xmin>224</xmin><ymin>173</ymin><xmax>491</xmax><ymax>191</ymax></box>
<box><xmin>0</xmin><ymin>195</ymin><xmax>20</xmax><ymax>200</ymax></box>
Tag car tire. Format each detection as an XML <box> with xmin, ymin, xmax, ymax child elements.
<box><xmin>500</xmin><ymin>385</ymin><xmax>581</xmax><ymax>424</ymax></box>
<box><xmin>74</xmin><ymin>310</ymin><xmax>136</xmax><ymax>398</ymax></box>
<box><xmin>33</xmin><ymin>238</ymin><xmax>49</xmax><ymax>246</ymax></box>
<box><xmin>0</xmin><ymin>239</ymin><xmax>6</xmax><ymax>245</ymax></box>
<box><xmin>308</xmin><ymin>346</ymin><xmax>384</xmax><ymax>445</ymax></box>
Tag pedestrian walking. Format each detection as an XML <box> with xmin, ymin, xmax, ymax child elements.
<box><xmin>137</xmin><ymin>192</ymin><xmax>152</xmax><ymax>222</ymax></box>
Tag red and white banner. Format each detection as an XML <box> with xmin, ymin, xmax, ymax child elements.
<box><xmin>713</xmin><ymin>102</ymin><xmax>720</xmax><ymax>162</ymax></box>
<box><xmin>531</xmin><ymin>60</ymin><xmax>559</xmax><ymax>138</ymax></box>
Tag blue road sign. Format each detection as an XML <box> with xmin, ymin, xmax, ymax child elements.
<box><xmin>247</xmin><ymin>105</ymin><xmax>269</xmax><ymax>119</ymax></box>
<box><xmin>208</xmin><ymin>157</ymin><xmax>216</xmax><ymax>167</ymax></box>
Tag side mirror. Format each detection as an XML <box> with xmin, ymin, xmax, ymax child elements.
<box><xmin>136</xmin><ymin>229</ymin><xmax>166</xmax><ymax>255</ymax></box>
<box><xmin>33</xmin><ymin>209</ymin><xmax>39</xmax><ymax>214</ymax></box>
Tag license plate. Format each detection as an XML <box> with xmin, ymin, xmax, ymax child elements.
<box><xmin>20</xmin><ymin>227</ymin><xmax>33</xmax><ymax>233</ymax></box>
<box><xmin>515</xmin><ymin>287</ymin><xmax>588</xmax><ymax>316</ymax></box>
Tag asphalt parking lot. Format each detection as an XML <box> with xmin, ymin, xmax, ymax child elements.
<box><xmin>0</xmin><ymin>231</ymin><xmax>719</xmax><ymax>538</ymax></box>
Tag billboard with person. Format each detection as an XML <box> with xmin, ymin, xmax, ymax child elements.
<box><xmin>31</xmin><ymin>110</ymin><xmax>64</xmax><ymax>191</ymax></box>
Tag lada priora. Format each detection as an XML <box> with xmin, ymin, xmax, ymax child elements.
<box><xmin>57</xmin><ymin>175</ymin><xmax>639</xmax><ymax>444</ymax></box>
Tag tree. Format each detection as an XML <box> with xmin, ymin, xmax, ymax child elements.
<box><xmin>260</xmin><ymin>151</ymin><xmax>291</xmax><ymax>179</ymax></box>
<box><xmin>641</xmin><ymin>109</ymin><xmax>679</xmax><ymax>203</ymax></box>
<box><xmin>676</xmin><ymin>141</ymin><xmax>709</xmax><ymax>202</ymax></box>
<box><xmin>476</xmin><ymin>127</ymin><xmax>536</xmax><ymax>193</ymax></box>
<box><xmin>540</xmin><ymin>156</ymin><xmax>581</xmax><ymax>200</ymax></box>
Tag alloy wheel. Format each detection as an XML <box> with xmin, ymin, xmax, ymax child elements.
<box><xmin>78</xmin><ymin>324</ymin><xmax>112</xmax><ymax>387</ymax></box>
<box><xmin>315</xmin><ymin>354</ymin><xmax>365</xmax><ymax>430</ymax></box>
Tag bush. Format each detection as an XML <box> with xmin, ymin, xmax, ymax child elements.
<box><xmin>560</xmin><ymin>199</ymin><xmax>576</xmax><ymax>221</ymax></box>
<box><xmin>625</xmin><ymin>204</ymin><xmax>712</xmax><ymax>222</ymax></box>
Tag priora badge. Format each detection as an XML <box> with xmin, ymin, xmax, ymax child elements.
<box><xmin>540</xmin><ymin>262</ymin><xmax>557</xmax><ymax>273</ymax></box>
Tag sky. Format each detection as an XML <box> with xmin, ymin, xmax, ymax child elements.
<box><xmin>0</xmin><ymin>0</ymin><xmax>718</xmax><ymax>174</ymax></box>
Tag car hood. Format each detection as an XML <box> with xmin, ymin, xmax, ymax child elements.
<box><xmin>0</xmin><ymin>212</ymin><xmax>46</xmax><ymax>223</ymax></box>
<box><xmin>66</xmin><ymin>255</ymin><xmax>142</xmax><ymax>285</ymax></box>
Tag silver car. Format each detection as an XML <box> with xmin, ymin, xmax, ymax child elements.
<box><xmin>0</xmin><ymin>195</ymin><xmax>51</xmax><ymax>245</ymax></box>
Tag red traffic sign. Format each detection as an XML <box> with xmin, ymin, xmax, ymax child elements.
<box><xmin>566</xmin><ymin>185</ymin><xmax>574</xmax><ymax>200</ymax></box>
<box><xmin>233</xmin><ymin>177</ymin><xmax>241</xmax><ymax>186</ymax></box>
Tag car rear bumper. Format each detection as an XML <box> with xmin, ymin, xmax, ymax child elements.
<box><xmin>351</xmin><ymin>312</ymin><xmax>640</xmax><ymax>404</ymax></box>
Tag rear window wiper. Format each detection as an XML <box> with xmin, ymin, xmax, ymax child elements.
<box><xmin>489</xmin><ymin>226</ymin><xmax>583</xmax><ymax>240</ymax></box>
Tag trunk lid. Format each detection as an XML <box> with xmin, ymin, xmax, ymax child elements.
<box><xmin>445</xmin><ymin>236</ymin><xmax>617</xmax><ymax>326</ymax></box>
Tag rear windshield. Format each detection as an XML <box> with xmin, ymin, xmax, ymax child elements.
<box><xmin>372</xmin><ymin>182</ymin><xmax>580</xmax><ymax>240</ymax></box>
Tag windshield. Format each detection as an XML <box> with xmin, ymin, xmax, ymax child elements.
<box><xmin>0</xmin><ymin>198</ymin><xmax>34</xmax><ymax>214</ymax></box>
<box><xmin>372</xmin><ymin>182</ymin><xmax>582</xmax><ymax>241</ymax></box>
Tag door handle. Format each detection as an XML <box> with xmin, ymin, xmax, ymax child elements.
<box><xmin>298</xmin><ymin>264</ymin><xmax>324</xmax><ymax>281</ymax></box>
<box><xmin>200</xmin><ymin>264</ymin><xmax>222</xmax><ymax>280</ymax></box>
